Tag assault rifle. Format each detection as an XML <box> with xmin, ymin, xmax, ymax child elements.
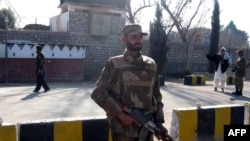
<box><xmin>122</xmin><ymin>107</ymin><xmax>174</xmax><ymax>141</ymax></box>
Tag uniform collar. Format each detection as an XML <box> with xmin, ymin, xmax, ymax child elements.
<box><xmin>123</xmin><ymin>51</ymin><xmax>143</xmax><ymax>65</ymax></box>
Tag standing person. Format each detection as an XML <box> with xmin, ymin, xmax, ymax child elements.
<box><xmin>90</xmin><ymin>24</ymin><xmax>168</xmax><ymax>141</ymax></box>
<box><xmin>33</xmin><ymin>45</ymin><xmax>50</xmax><ymax>93</ymax></box>
<box><xmin>206</xmin><ymin>46</ymin><xmax>231</xmax><ymax>92</ymax></box>
<box><xmin>231</xmin><ymin>49</ymin><xmax>247</xmax><ymax>96</ymax></box>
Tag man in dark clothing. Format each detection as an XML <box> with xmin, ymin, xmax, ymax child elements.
<box><xmin>33</xmin><ymin>45</ymin><xmax>50</xmax><ymax>93</ymax></box>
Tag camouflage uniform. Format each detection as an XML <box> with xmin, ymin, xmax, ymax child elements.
<box><xmin>235</xmin><ymin>55</ymin><xmax>246</xmax><ymax>89</ymax></box>
<box><xmin>33</xmin><ymin>46</ymin><xmax>50</xmax><ymax>92</ymax></box>
<box><xmin>91</xmin><ymin>51</ymin><xmax>164</xmax><ymax>140</ymax></box>
<box><xmin>232</xmin><ymin>49</ymin><xmax>247</xmax><ymax>95</ymax></box>
<box><xmin>36</xmin><ymin>52</ymin><xmax>46</xmax><ymax>75</ymax></box>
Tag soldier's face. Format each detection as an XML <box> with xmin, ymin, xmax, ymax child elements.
<box><xmin>238</xmin><ymin>51</ymin><xmax>243</xmax><ymax>56</ymax></box>
<box><xmin>126</xmin><ymin>34</ymin><xmax>143</xmax><ymax>52</ymax></box>
<box><xmin>36</xmin><ymin>49</ymin><xmax>40</xmax><ymax>54</ymax></box>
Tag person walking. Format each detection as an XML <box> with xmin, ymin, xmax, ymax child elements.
<box><xmin>206</xmin><ymin>46</ymin><xmax>231</xmax><ymax>92</ymax></box>
<box><xmin>90</xmin><ymin>24</ymin><xmax>169</xmax><ymax>141</ymax></box>
<box><xmin>33</xmin><ymin>45</ymin><xmax>50</xmax><ymax>93</ymax></box>
<box><xmin>231</xmin><ymin>49</ymin><xmax>247</xmax><ymax>96</ymax></box>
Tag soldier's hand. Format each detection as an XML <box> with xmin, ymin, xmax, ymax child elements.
<box><xmin>117</xmin><ymin>112</ymin><xmax>140</xmax><ymax>126</ymax></box>
<box><xmin>155</xmin><ymin>123</ymin><xmax>169</xmax><ymax>140</ymax></box>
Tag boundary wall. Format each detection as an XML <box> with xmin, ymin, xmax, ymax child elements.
<box><xmin>0</xmin><ymin>43</ymin><xmax>86</xmax><ymax>82</ymax></box>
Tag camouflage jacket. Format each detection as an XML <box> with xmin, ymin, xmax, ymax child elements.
<box><xmin>235</xmin><ymin>56</ymin><xmax>247</xmax><ymax>77</ymax></box>
<box><xmin>91</xmin><ymin>51</ymin><xmax>165</xmax><ymax>136</ymax></box>
<box><xmin>36</xmin><ymin>52</ymin><xmax>46</xmax><ymax>75</ymax></box>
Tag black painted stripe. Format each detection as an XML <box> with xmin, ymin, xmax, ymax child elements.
<box><xmin>19</xmin><ymin>122</ymin><xmax>54</xmax><ymax>141</ymax></box>
<box><xmin>229</xmin><ymin>77</ymin><xmax>233</xmax><ymax>84</ymax></box>
<box><xmin>227</xmin><ymin>76</ymin><xmax>235</xmax><ymax>85</ymax></box>
<box><xmin>228</xmin><ymin>76</ymin><xmax>233</xmax><ymax>84</ymax></box>
<box><xmin>82</xmin><ymin>118</ymin><xmax>109</xmax><ymax>141</ymax></box>
<box><xmin>197</xmin><ymin>76</ymin><xmax>202</xmax><ymax>85</ymax></box>
<box><xmin>197</xmin><ymin>108</ymin><xmax>215</xmax><ymax>139</ymax></box>
<box><xmin>230</xmin><ymin>106</ymin><xmax>245</xmax><ymax>124</ymax></box>
<box><xmin>184</xmin><ymin>75</ymin><xmax>192</xmax><ymax>85</ymax></box>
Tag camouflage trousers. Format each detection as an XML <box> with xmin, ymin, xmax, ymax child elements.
<box><xmin>235</xmin><ymin>76</ymin><xmax>244</xmax><ymax>89</ymax></box>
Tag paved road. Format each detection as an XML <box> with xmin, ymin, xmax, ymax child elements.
<box><xmin>0</xmin><ymin>79</ymin><xmax>250</xmax><ymax>130</ymax></box>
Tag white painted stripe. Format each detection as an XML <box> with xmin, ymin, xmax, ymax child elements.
<box><xmin>0</xmin><ymin>44</ymin><xmax>86</xmax><ymax>59</ymax></box>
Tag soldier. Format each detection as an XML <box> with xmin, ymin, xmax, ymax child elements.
<box><xmin>232</xmin><ymin>49</ymin><xmax>247</xmax><ymax>96</ymax></box>
<box><xmin>33</xmin><ymin>45</ymin><xmax>50</xmax><ymax>93</ymax></box>
<box><xmin>90</xmin><ymin>24</ymin><xmax>167</xmax><ymax>141</ymax></box>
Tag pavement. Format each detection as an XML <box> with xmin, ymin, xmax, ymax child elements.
<box><xmin>0</xmin><ymin>79</ymin><xmax>250</xmax><ymax>130</ymax></box>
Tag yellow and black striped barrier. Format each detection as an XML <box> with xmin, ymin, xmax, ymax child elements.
<box><xmin>19</xmin><ymin>118</ymin><xmax>112</xmax><ymax>141</ymax></box>
<box><xmin>170</xmin><ymin>104</ymin><xmax>246</xmax><ymax>141</ymax></box>
<box><xmin>246</xmin><ymin>103</ymin><xmax>250</xmax><ymax>125</ymax></box>
<box><xmin>0</xmin><ymin>124</ymin><xmax>17</xmax><ymax>141</ymax></box>
<box><xmin>184</xmin><ymin>75</ymin><xmax>206</xmax><ymax>85</ymax></box>
<box><xmin>227</xmin><ymin>75</ymin><xmax>235</xmax><ymax>85</ymax></box>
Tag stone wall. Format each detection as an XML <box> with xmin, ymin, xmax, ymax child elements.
<box><xmin>84</xmin><ymin>44</ymin><xmax>124</xmax><ymax>80</ymax></box>
<box><xmin>1</xmin><ymin>30</ymin><xmax>250</xmax><ymax>82</ymax></box>
<box><xmin>163</xmin><ymin>44</ymin><xmax>250</xmax><ymax>80</ymax></box>
<box><xmin>164</xmin><ymin>44</ymin><xmax>209</xmax><ymax>74</ymax></box>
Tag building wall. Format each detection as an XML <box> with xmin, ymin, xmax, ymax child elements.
<box><xmin>163</xmin><ymin>44</ymin><xmax>250</xmax><ymax>80</ymax></box>
<box><xmin>1</xmin><ymin>37</ymin><xmax>250</xmax><ymax>82</ymax></box>
<box><xmin>0</xmin><ymin>43</ymin><xmax>85</xmax><ymax>82</ymax></box>
<box><xmin>50</xmin><ymin>12</ymin><xmax>69</xmax><ymax>32</ymax></box>
<box><xmin>84</xmin><ymin>43</ymin><xmax>124</xmax><ymax>80</ymax></box>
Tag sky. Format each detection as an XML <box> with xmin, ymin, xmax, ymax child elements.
<box><xmin>215</xmin><ymin>0</ymin><xmax>250</xmax><ymax>35</ymax></box>
<box><xmin>0</xmin><ymin>0</ymin><xmax>60</xmax><ymax>27</ymax></box>
<box><xmin>0</xmin><ymin>0</ymin><xmax>250</xmax><ymax>36</ymax></box>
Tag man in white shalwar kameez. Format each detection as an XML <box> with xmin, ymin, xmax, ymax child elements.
<box><xmin>206</xmin><ymin>47</ymin><xmax>231</xmax><ymax>92</ymax></box>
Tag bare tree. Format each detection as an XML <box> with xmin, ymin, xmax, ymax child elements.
<box><xmin>126</xmin><ymin>0</ymin><xmax>156</xmax><ymax>23</ymax></box>
<box><xmin>160</xmin><ymin>0</ymin><xmax>212</xmax><ymax>73</ymax></box>
<box><xmin>161</xmin><ymin>0</ymin><xmax>210</xmax><ymax>42</ymax></box>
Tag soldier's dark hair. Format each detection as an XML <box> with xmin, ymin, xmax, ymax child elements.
<box><xmin>36</xmin><ymin>45</ymin><xmax>42</xmax><ymax>51</ymax></box>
